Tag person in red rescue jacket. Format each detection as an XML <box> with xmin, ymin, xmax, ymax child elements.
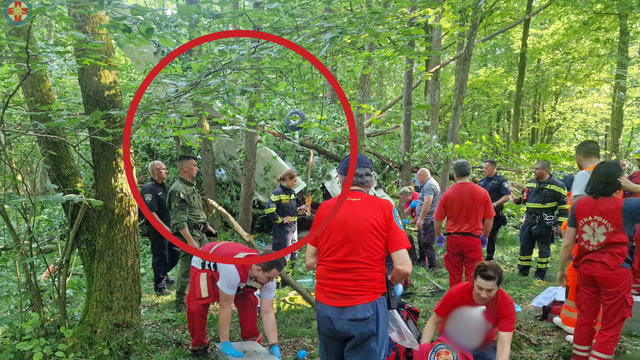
<box><xmin>558</xmin><ymin>161</ymin><xmax>640</xmax><ymax>360</ymax></box>
<box><xmin>187</xmin><ymin>241</ymin><xmax>286</xmax><ymax>359</ymax></box>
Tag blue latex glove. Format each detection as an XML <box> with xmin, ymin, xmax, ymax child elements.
<box><xmin>297</xmin><ymin>350</ymin><xmax>308</xmax><ymax>359</ymax></box>
<box><xmin>515</xmin><ymin>303</ymin><xmax>522</xmax><ymax>313</ymax></box>
<box><xmin>409</xmin><ymin>200</ymin><xmax>418</xmax><ymax>209</ymax></box>
<box><xmin>394</xmin><ymin>284</ymin><xmax>404</xmax><ymax>298</ymax></box>
<box><xmin>436</xmin><ymin>235</ymin><xmax>446</xmax><ymax>248</ymax></box>
<box><xmin>401</xmin><ymin>219</ymin><xmax>409</xmax><ymax>225</ymax></box>
<box><xmin>480</xmin><ymin>235</ymin><xmax>488</xmax><ymax>248</ymax></box>
<box><xmin>221</xmin><ymin>341</ymin><xmax>244</xmax><ymax>358</ymax></box>
<box><xmin>270</xmin><ymin>345</ymin><xmax>281</xmax><ymax>359</ymax></box>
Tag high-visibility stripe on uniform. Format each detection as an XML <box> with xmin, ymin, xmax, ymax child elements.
<box><xmin>537</xmin><ymin>257</ymin><xmax>550</xmax><ymax>269</ymax></box>
<box><xmin>265</xmin><ymin>207</ymin><xmax>277</xmax><ymax>214</ymax></box>
<box><xmin>574</xmin><ymin>344</ymin><xmax>592</xmax><ymax>350</ymax></box>
<box><xmin>545</xmin><ymin>185</ymin><xmax>568</xmax><ymax>196</ymax></box>
<box><xmin>590</xmin><ymin>349</ymin><xmax>615</xmax><ymax>359</ymax></box>
<box><xmin>275</xmin><ymin>218</ymin><xmax>283</xmax><ymax>224</ymax></box>
<box><xmin>526</xmin><ymin>202</ymin><xmax>558</xmax><ymax>209</ymax></box>
<box><xmin>200</xmin><ymin>273</ymin><xmax>209</xmax><ymax>298</ymax></box>
<box><xmin>573</xmin><ymin>349</ymin><xmax>590</xmax><ymax>357</ymax></box>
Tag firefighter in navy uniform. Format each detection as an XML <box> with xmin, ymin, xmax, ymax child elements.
<box><xmin>513</xmin><ymin>161</ymin><xmax>569</xmax><ymax>281</ymax></box>
<box><xmin>477</xmin><ymin>159</ymin><xmax>512</xmax><ymax>261</ymax></box>
<box><xmin>265</xmin><ymin>170</ymin><xmax>306</xmax><ymax>276</ymax></box>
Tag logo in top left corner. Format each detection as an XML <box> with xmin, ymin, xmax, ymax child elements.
<box><xmin>4</xmin><ymin>0</ymin><xmax>32</xmax><ymax>26</ymax></box>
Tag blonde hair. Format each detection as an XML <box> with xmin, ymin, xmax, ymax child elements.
<box><xmin>148</xmin><ymin>160</ymin><xmax>164</xmax><ymax>178</ymax></box>
<box><xmin>399</xmin><ymin>186</ymin><xmax>414</xmax><ymax>196</ymax></box>
<box><xmin>276</xmin><ymin>169</ymin><xmax>298</xmax><ymax>183</ymax></box>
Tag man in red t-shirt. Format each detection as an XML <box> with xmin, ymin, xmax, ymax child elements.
<box><xmin>305</xmin><ymin>154</ymin><xmax>412</xmax><ymax>360</ymax></box>
<box><xmin>624</xmin><ymin>149</ymin><xmax>640</xmax><ymax>198</ymax></box>
<box><xmin>434</xmin><ymin>160</ymin><xmax>495</xmax><ymax>288</ymax></box>
<box><xmin>419</xmin><ymin>262</ymin><xmax>516</xmax><ymax>360</ymax></box>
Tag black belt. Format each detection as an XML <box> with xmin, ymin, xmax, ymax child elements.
<box><xmin>444</xmin><ymin>232</ymin><xmax>480</xmax><ymax>238</ymax></box>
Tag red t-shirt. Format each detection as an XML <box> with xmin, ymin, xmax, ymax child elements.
<box><xmin>434</xmin><ymin>282</ymin><xmax>516</xmax><ymax>347</ymax></box>
<box><xmin>309</xmin><ymin>190</ymin><xmax>411</xmax><ymax>307</ymax></box>
<box><xmin>403</xmin><ymin>192</ymin><xmax>420</xmax><ymax>218</ymax></box>
<box><xmin>434</xmin><ymin>182</ymin><xmax>495</xmax><ymax>236</ymax></box>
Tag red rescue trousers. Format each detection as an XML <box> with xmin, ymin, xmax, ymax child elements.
<box><xmin>633</xmin><ymin>225</ymin><xmax>640</xmax><ymax>295</ymax></box>
<box><xmin>186</xmin><ymin>269</ymin><xmax>262</xmax><ymax>349</ymax></box>
<box><xmin>572</xmin><ymin>261</ymin><xmax>633</xmax><ymax>360</ymax></box>
<box><xmin>443</xmin><ymin>235</ymin><xmax>483</xmax><ymax>288</ymax></box>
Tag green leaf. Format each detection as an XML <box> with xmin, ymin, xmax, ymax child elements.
<box><xmin>157</xmin><ymin>36</ymin><xmax>174</xmax><ymax>47</ymax></box>
<box><xmin>33</xmin><ymin>352</ymin><xmax>44</xmax><ymax>360</ymax></box>
<box><xmin>362</xmin><ymin>68</ymin><xmax>371</xmax><ymax>75</ymax></box>
<box><xmin>103</xmin><ymin>349</ymin><xmax>110</xmax><ymax>355</ymax></box>
<box><xmin>278</xmin><ymin>82</ymin><xmax>287</xmax><ymax>90</ymax></box>
<box><xmin>415</xmin><ymin>104</ymin><xmax>431</xmax><ymax>110</ymax></box>
<box><xmin>55</xmin><ymin>351</ymin><xmax>65</xmax><ymax>357</ymax></box>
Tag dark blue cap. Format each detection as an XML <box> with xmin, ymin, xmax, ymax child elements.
<box><xmin>338</xmin><ymin>154</ymin><xmax>374</xmax><ymax>176</ymax></box>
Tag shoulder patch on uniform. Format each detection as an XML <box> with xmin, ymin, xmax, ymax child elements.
<box><xmin>144</xmin><ymin>193</ymin><xmax>153</xmax><ymax>203</ymax></box>
<box><xmin>393</xmin><ymin>207</ymin><xmax>405</xmax><ymax>231</ymax></box>
<box><xmin>503</xmin><ymin>182</ymin><xmax>510</xmax><ymax>189</ymax></box>
<box><xmin>428</xmin><ymin>342</ymin><xmax>459</xmax><ymax>360</ymax></box>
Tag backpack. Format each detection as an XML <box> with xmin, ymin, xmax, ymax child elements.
<box><xmin>535</xmin><ymin>300</ymin><xmax>564</xmax><ymax>322</ymax></box>
<box><xmin>386</xmin><ymin>301</ymin><xmax>421</xmax><ymax>360</ymax></box>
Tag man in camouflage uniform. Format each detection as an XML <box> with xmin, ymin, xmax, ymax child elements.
<box><xmin>167</xmin><ymin>155</ymin><xmax>216</xmax><ymax>312</ymax></box>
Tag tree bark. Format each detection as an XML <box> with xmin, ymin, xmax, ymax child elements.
<box><xmin>426</xmin><ymin>0</ymin><xmax>443</xmax><ymax>139</ymax></box>
<box><xmin>237</xmin><ymin>1</ymin><xmax>263</xmax><ymax>232</ymax></box>
<box><xmin>238</xmin><ymin>94</ymin><xmax>259</xmax><ymax>233</ymax></box>
<box><xmin>69</xmin><ymin>3</ymin><xmax>141</xmax><ymax>347</ymax></box>
<box><xmin>8</xmin><ymin>23</ymin><xmax>85</xmax><ymax>325</ymax></box>
<box><xmin>439</xmin><ymin>2</ymin><xmax>483</xmax><ymax>191</ymax></box>
<box><xmin>530</xmin><ymin>58</ymin><xmax>542</xmax><ymax>145</ymax></box>
<box><xmin>401</xmin><ymin>4</ymin><xmax>417</xmax><ymax>186</ymax></box>
<box><xmin>355</xmin><ymin>41</ymin><xmax>374</xmax><ymax>154</ymax></box>
<box><xmin>510</xmin><ymin>0</ymin><xmax>534</xmax><ymax>144</ymax></box>
<box><xmin>608</xmin><ymin>0</ymin><xmax>630</xmax><ymax>158</ymax></box>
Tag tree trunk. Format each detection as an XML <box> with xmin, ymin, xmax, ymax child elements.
<box><xmin>426</xmin><ymin>0</ymin><xmax>443</xmax><ymax>139</ymax></box>
<box><xmin>196</xmin><ymin>105</ymin><xmax>223</xmax><ymax>230</ymax></box>
<box><xmin>69</xmin><ymin>3</ymin><xmax>141</xmax><ymax>348</ymax></box>
<box><xmin>530</xmin><ymin>58</ymin><xmax>541</xmax><ymax>145</ymax></box>
<box><xmin>608</xmin><ymin>0</ymin><xmax>630</xmax><ymax>159</ymax></box>
<box><xmin>401</xmin><ymin>4</ymin><xmax>417</xmax><ymax>186</ymax></box>
<box><xmin>238</xmin><ymin>94</ymin><xmax>259</xmax><ymax>233</ymax></box>
<box><xmin>8</xmin><ymin>23</ymin><xmax>86</xmax><ymax>325</ymax></box>
<box><xmin>237</xmin><ymin>1</ymin><xmax>263</xmax><ymax>232</ymax></box>
<box><xmin>510</xmin><ymin>0</ymin><xmax>534</xmax><ymax>144</ymax></box>
<box><xmin>355</xmin><ymin>42</ymin><xmax>374</xmax><ymax>154</ymax></box>
<box><xmin>439</xmin><ymin>2</ymin><xmax>483</xmax><ymax>191</ymax></box>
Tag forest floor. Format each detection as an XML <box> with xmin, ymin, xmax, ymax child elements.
<box><xmin>132</xmin><ymin>226</ymin><xmax>640</xmax><ymax>360</ymax></box>
<box><xmin>2</xmin><ymin>225</ymin><xmax>640</xmax><ymax>359</ymax></box>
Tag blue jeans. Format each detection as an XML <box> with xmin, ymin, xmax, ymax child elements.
<box><xmin>472</xmin><ymin>341</ymin><xmax>497</xmax><ymax>360</ymax></box>
<box><xmin>316</xmin><ymin>296</ymin><xmax>389</xmax><ymax>360</ymax></box>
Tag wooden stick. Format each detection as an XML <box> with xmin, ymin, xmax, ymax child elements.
<box><xmin>204</xmin><ymin>197</ymin><xmax>316</xmax><ymax>308</ymax></box>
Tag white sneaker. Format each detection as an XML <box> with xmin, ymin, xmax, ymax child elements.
<box><xmin>565</xmin><ymin>335</ymin><xmax>573</xmax><ymax>343</ymax></box>
<box><xmin>553</xmin><ymin>316</ymin><xmax>575</xmax><ymax>335</ymax></box>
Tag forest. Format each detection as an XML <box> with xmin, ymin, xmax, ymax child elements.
<box><xmin>1</xmin><ymin>0</ymin><xmax>639</xmax><ymax>358</ymax></box>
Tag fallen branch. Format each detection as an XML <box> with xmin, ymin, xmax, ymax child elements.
<box><xmin>367</xmin><ymin>0</ymin><xmax>554</xmax><ymax>123</ymax></box>
<box><xmin>204</xmin><ymin>197</ymin><xmax>316</xmax><ymax>308</ymax></box>
<box><xmin>365</xmin><ymin>125</ymin><xmax>402</xmax><ymax>137</ymax></box>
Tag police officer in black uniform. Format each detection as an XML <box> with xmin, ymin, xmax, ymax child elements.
<box><xmin>478</xmin><ymin>159</ymin><xmax>512</xmax><ymax>261</ymax></box>
<box><xmin>141</xmin><ymin>160</ymin><xmax>180</xmax><ymax>296</ymax></box>
<box><xmin>513</xmin><ymin>160</ymin><xmax>569</xmax><ymax>281</ymax></box>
